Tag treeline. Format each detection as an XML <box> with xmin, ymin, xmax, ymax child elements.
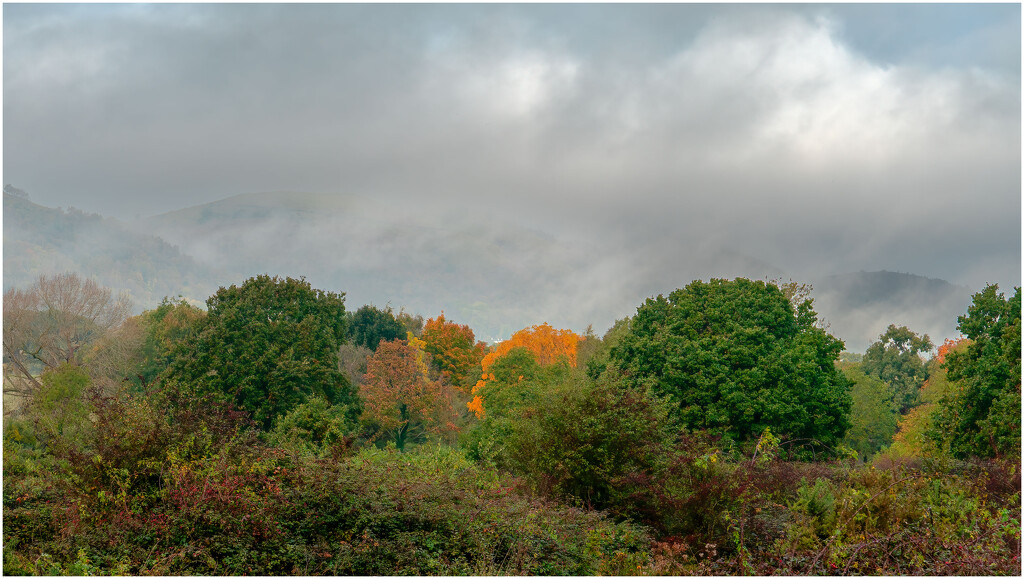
<box><xmin>3</xmin><ymin>273</ymin><xmax>1020</xmax><ymax>575</ymax></box>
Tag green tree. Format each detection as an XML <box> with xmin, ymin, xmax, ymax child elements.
<box><xmin>862</xmin><ymin>324</ymin><xmax>933</xmax><ymax>414</ymax></box>
<box><xmin>462</xmin><ymin>347</ymin><xmax>568</xmax><ymax>466</ymax></box>
<box><xmin>347</xmin><ymin>304</ymin><xmax>405</xmax><ymax>351</ymax></box>
<box><xmin>933</xmin><ymin>284</ymin><xmax>1021</xmax><ymax>459</ymax></box>
<box><xmin>265</xmin><ymin>395</ymin><xmax>356</xmax><ymax>455</ymax></box>
<box><xmin>165</xmin><ymin>275</ymin><xmax>357</xmax><ymax>429</ymax></box>
<box><xmin>610</xmin><ymin>278</ymin><xmax>851</xmax><ymax>448</ymax></box>
<box><xmin>839</xmin><ymin>365</ymin><xmax>898</xmax><ymax>459</ymax></box>
<box><xmin>29</xmin><ymin>363</ymin><xmax>94</xmax><ymax>448</ymax></box>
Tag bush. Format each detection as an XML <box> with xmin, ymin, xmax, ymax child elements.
<box><xmin>264</xmin><ymin>395</ymin><xmax>356</xmax><ymax>456</ymax></box>
<box><xmin>504</xmin><ymin>370</ymin><xmax>674</xmax><ymax>512</ymax></box>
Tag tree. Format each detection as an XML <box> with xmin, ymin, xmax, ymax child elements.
<box><xmin>861</xmin><ymin>324</ymin><xmax>933</xmax><ymax>414</ymax></box>
<box><xmin>462</xmin><ymin>346</ymin><xmax>573</xmax><ymax>466</ymax></box>
<box><xmin>610</xmin><ymin>278</ymin><xmax>851</xmax><ymax>448</ymax></box>
<box><xmin>839</xmin><ymin>365</ymin><xmax>898</xmax><ymax>459</ymax></box>
<box><xmin>933</xmin><ymin>284</ymin><xmax>1021</xmax><ymax>459</ymax></box>
<box><xmin>359</xmin><ymin>339</ymin><xmax>457</xmax><ymax>450</ymax></box>
<box><xmin>83</xmin><ymin>297</ymin><xmax>207</xmax><ymax>394</ymax></box>
<box><xmin>469</xmin><ymin>323</ymin><xmax>583</xmax><ymax>419</ymax></box>
<box><xmin>165</xmin><ymin>275</ymin><xmax>357</xmax><ymax>429</ymax></box>
<box><xmin>582</xmin><ymin>318</ymin><xmax>632</xmax><ymax>380</ymax></box>
<box><xmin>419</xmin><ymin>313</ymin><xmax>487</xmax><ymax>392</ymax></box>
<box><xmin>3</xmin><ymin>272</ymin><xmax>130</xmax><ymax>396</ymax></box>
<box><xmin>133</xmin><ymin>297</ymin><xmax>207</xmax><ymax>387</ymax></box>
<box><xmin>881</xmin><ymin>338</ymin><xmax>969</xmax><ymax>460</ymax></box>
<box><xmin>347</xmin><ymin>304</ymin><xmax>405</xmax><ymax>351</ymax></box>
<box><xmin>396</xmin><ymin>308</ymin><xmax>425</xmax><ymax>338</ymax></box>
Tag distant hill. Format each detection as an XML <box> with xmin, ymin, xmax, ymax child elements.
<box><xmin>137</xmin><ymin>191</ymin><xmax>794</xmax><ymax>341</ymax></box>
<box><xmin>5</xmin><ymin>191</ymin><xmax>980</xmax><ymax>349</ymax></box>
<box><xmin>3</xmin><ymin>193</ymin><xmax>221</xmax><ymax>311</ymax></box>
<box><xmin>809</xmin><ymin>271</ymin><xmax>976</xmax><ymax>354</ymax></box>
<box><xmin>138</xmin><ymin>191</ymin><xmax>588</xmax><ymax>341</ymax></box>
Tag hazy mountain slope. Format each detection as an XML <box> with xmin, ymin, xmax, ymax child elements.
<box><xmin>3</xmin><ymin>193</ymin><xmax>221</xmax><ymax>311</ymax></box>
<box><xmin>139</xmin><ymin>191</ymin><xmax>591</xmax><ymax>341</ymax></box>
<box><xmin>6</xmin><ymin>191</ymin><xmax>980</xmax><ymax>349</ymax></box>
<box><xmin>137</xmin><ymin>192</ymin><xmax>980</xmax><ymax>347</ymax></box>
<box><xmin>809</xmin><ymin>271</ymin><xmax>976</xmax><ymax>354</ymax></box>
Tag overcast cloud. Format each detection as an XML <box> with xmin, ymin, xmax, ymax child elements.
<box><xmin>4</xmin><ymin>4</ymin><xmax>1020</xmax><ymax>294</ymax></box>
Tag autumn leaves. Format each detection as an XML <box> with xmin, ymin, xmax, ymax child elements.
<box><xmin>359</xmin><ymin>316</ymin><xmax>583</xmax><ymax>444</ymax></box>
<box><xmin>469</xmin><ymin>324</ymin><xmax>582</xmax><ymax>419</ymax></box>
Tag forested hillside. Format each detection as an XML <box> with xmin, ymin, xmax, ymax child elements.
<box><xmin>4</xmin><ymin>273</ymin><xmax>1019</xmax><ymax>575</ymax></box>
<box><xmin>3</xmin><ymin>193</ymin><xmax>222</xmax><ymax>311</ymax></box>
<box><xmin>4</xmin><ymin>190</ymin><xmax>977</xmax><ymax>348</ymax></box>
<box><xmin>813</xmin><ymin>271</ymin><xmax>975</xmax><ymax>352</ymax></box>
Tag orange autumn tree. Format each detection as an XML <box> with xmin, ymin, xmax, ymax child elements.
<box><xmin>468</xmin><ymin>323</ymin><xmax>583</xmax><ymax>419</ymax></box>
<box><xmin>419</xmin><ymin>313</ymin><xmax>487</xmax><ymax>393</ymax></box>
<box><xmin>360</xmin><ymin>339</ymin><xmax>458</xmax><ymax>450</ymax></box>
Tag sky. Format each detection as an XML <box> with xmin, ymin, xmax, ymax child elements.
<box><xmin>3</xmin><ymin>3</ymin><xmax>1021</xmax><ymax>293</ymax></box>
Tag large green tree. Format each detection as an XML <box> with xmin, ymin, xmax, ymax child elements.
<box><xmin>861</xmin><ymin>324</ymin><xmax>933</xmax><ymax>414</ymax></box>
<box><xmin>166</xmin><ymin>275</ymin><xmax>358</xmax><ymax>429</ymax></box>
<box><xmin>610</xmin><ymin>278</ymin><xmax>851</xmax><ymax>448</ymax></box>
<box><xmin>933</xmin><ymin>284</ymin><xmax>1021</xmax><ymax>459</ymax></box>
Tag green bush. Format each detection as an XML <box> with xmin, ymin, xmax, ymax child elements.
<box><xmin>263</xmin><ymin>395</ymin><xmax>356</xmax><ymax>456</ymax></box>
<box><xmin>503</xmin><ymin>370</ymin><xmax>674</xmax><ymax>512</ymax></box>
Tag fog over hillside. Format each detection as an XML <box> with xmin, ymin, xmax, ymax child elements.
<box><xmin>4</xmin><ymin>189</ymin><xmax>986</xmax><ymax>351</ymax></box>
<box><xmin>128</xmin><ymin>190</ymin><xmax>980</xmax><ymax>351</ymax></box>
<box><xmin>2</xmin><ymin>193</ymin><xmax>222</xmax><ymax>310</ymax></box>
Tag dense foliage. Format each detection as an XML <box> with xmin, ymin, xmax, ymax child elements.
<box><xmin>164</xmin><ymin>275</ymin><xmax>358</xmax><ymax>429</ymax></box>
<box><xmin>346</xmin><ymin>304</ymin><xmax>405</xmax><ymax>351</ymax></box>
<box><xmin>3</xmin><ymin>273</ymin><xmax>1019</xmax><ymax>576</ymax></box>
<box><xmin>839</xmin><ymin>365</ymin><xmax>898</xmax><ymax>459</ymax></box>
<box><xmin>360</xmin><ymin>339</ymin><xmax>458</xmax><ymax>450</ymax></box>
<box><xmin>862</xmin><ymin>324</ymin><xmax>933</xmax><ymax>414</ymax></box>
<box><xmin>933</xmin><ymin>284</ymin><xmax>1021</xmax><ymax>459</ymax></box>
<box><xmin>419</xmin><ymin>313</ymin><xmax>488</xmax><ymax>393</ymax></box>
<box><xmin>610</xmin><ymin>278</ymin><xmax>852</xmax><ymax>446</ymax></box>
<box><xmin>470</xmin><ymin>323</ymin><xmax>582</xmax><ymax>419</ymax></box>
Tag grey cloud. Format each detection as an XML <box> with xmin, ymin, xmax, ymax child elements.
<box><xmin>4</xmin><ymin>4</ymin><xmax>1019</xmax><ymax>314</ymax></box>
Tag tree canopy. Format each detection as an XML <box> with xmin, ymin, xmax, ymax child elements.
<box><xmin>165</xmin><ymin>275</ymin><xmax>358</xmax><ymax>429</ymax></box>
<box><xmin>862</xmin><ymin>324</ymin><xmax>933</xmax><ymax>414</ymax></box>
<box><xmin>933</xmin><ymin>284</ymin><xmax>1021</xmax><ymax>459</ymax></box>
<box><xmin>359</xmin><ymin>338</ymin><xmax>457</xmax><ymax>450</ymax></box>
<box><xmin>609</xmin><ymin>278</ymin><xmax>851</xmax><ymax>447</ymax></box>
<box><xmin>469</xmin><ymin>323</ymin><xmax>582</xmax><ymax>419</ymax></box>
<box><xmin>347</xmin><ymin>304</ymin><xmax>406</xmax><ymax>351</ymax></box>
<box><xmin>419</xmin><ymin>313</ymin><xmax>487</xmax><ymax>393</ymax></box>
<box><xmin>3</xmin><ymin>272</ymin><xmax>130</xmax><ymax>396</ymax></box>
<box><xmin>839</xmin><ymin>365</ymin><xmax>898</xmax><ymax>459</ymax></box>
